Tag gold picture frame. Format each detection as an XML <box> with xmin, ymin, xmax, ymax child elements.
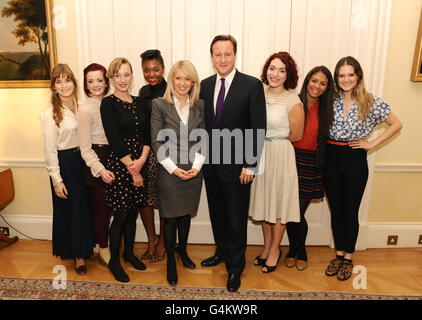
<box><xmin>411</xmin><ymin>8</ymin><xmax>422</xmax><ymax>82</ymax></box>
<box><xmin>0</xmin><ymin>0</ymin><xmax>57</xmax><ymax>88</ymax></box>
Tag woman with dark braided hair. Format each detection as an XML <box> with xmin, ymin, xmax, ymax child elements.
<box><xmin>285</xmin><ymin>66</ymin><xmax>334</xmax><ymax>271</ymax></box>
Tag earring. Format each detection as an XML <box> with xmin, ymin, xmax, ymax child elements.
<box><xmin>54</xmin><ymin>90</ymin><xmax>58</xmax><ymax>96</ymax></box>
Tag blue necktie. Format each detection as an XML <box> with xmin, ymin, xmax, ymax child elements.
<box><xmin>215</xmin><ymin>78</ymin><xmax>225</xmax><ymax>123</ymax></box>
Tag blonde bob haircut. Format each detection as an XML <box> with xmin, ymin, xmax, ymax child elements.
<box><xmin>162</xmin><ymin>60</ymin><xmax>200</xmax><ymax>107</ymax></box>
<box><xmin>106</xmin><ymin>57</ymin><xmax>133</xmax><ymax>79</ymax></box>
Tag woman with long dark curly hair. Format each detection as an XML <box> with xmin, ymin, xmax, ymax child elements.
<box><xmin>284</xmin><ymin>66</ymin><xmax>334</xmax><ymax>271</ymax></box>
<box><xmin>248</xmin><ymin>52</ymin><xmax>304</xmax><ymax>273</ymax></box>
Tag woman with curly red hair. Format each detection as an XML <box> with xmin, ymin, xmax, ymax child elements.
<box><xmin>249</xmin><ymin>52</ymin><xmax>304</xmax><ymax>273</ymax></box>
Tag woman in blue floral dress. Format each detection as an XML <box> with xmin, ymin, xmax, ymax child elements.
<box><xmin>324</xmin><ymin>56</ymin><xmax>402</xmax><ymax>281</ymax></box>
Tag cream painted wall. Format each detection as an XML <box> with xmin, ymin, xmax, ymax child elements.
<box><xmin>377</xmin><ymin>0</ymin><xmax>422</xmax><ymax>164</ymax></box>
<box><xmin>368</xmin><ymin>0</ymin><xmax>422</xmax><ymax>222</ymax></box>
<box><xmin>0</xmin><ymin>0</ymin><xmax>79</xmax><ymax>216</ymax></box>
<box><xmin>369</xmin><ymin>172</ymin><xmax>422</xmax><ymax>222</ymax></box>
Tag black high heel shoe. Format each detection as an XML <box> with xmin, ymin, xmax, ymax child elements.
<box><xmin>167</xmin><ymin>256</ymin><xmax>178</xmax><ymax>286</ymax></box>
<box><xmin>108</xmin><ymin>261</ymin><xmax>130</xmax><ymax>282</ymax></box>
<box><xmin>175</xmin><ymin>246</ymin><xmax>196</xmax><ymax>269</ymax></box>
<box><xmin>254</xmin><ymin>255</ymin><xmax>267</xmax><ymax>266</ymax></box>
<box><xmin>122</xmin><ymin>252</ymin><xmax>147</xmax><ymax>270</ymax></box>
<box><xmin>262</xmin><ymin>250</ymin><xmax>282</xmax><ymax>274</ymax></box>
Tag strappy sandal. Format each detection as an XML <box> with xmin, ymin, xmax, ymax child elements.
<box><xmin>140</xmin><ymin>236</ymin><xmax>159</xmax><ymax>261</ymax></box>
<box><xmin>140</xmin><ymin>251</ymin><xmax>154</xmax><ymax>261</ymax></box>
<box><xmin>150</xmin><ymin>250</ymin><xmax>166</xmax><ymax>262</ymax></box>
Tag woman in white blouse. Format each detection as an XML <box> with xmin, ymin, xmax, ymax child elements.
<box><xmin>40</xmin><ymin>64</ymin><xmax>95</xmax><ymax>275</ymax></box>
<box><xmin>77</xmin><ymin>63</ymin><xmax>115</xmax><ymax>266</ymax></box>
<box><xmin>248</xmin><ymin>52</ymin><xmax>304</xmax><ymax>273</ymax></box>
<box><xmin>324</xmin><ymin>56</ymin><xmax>402</xmax><ymax>281</ymax></box>
<box><xmin>150</xmin><ymin>60</ymin><xmax>205</xmax><ymax>286</ymax></box>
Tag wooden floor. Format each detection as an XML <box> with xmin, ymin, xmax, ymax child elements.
<box><xmin>0</xmin><ymin>239</ymin><xmax>421</xmax><ymax>296</ymax></box>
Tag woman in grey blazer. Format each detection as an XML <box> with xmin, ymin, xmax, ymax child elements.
<box><xmin>151</xmin><ymin>60</ymin><xmax>206</xmax><ymax>286</ymax></box>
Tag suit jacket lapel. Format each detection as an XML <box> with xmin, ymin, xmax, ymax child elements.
<box><xmin>188</xmin><ymin>105</ymin><xmax>200</xmax><ymax>133</ymax></box>
<box><xmin>208</xmin><ymin>75</ymin><xmax>217</xmax><ymax>115</ymax></box>
<box><xmin>218</xmin><ymin>70</ymin><xmax>241</xmax><ymax>125</ymax></box>
<box><xmin>165</xmin><ymin>100</ymin><xmax>183</xmax><ymax>126</ymax></box>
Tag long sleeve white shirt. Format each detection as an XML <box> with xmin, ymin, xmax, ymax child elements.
<box><xmin>77</xmin><ymin>97</ymin><xmax>109</xmax><ymax>178</ymax></box>
<box><xmin>40</xmin><ymin>103</ymin><xmax>79</xmax><ymax>186</ymax></box>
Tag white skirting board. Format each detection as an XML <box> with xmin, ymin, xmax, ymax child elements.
<box><xmin>1</xmin><ymin>215</ymin><xmax>421</xmax><ymax>249</ymax></box>
<box><xmin>366</xmin><ymin>222</ymin><xmax>422</xmax><ymax>248</ymax></box>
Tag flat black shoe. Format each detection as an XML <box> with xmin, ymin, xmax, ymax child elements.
<box><xmin>167</xmin><ymin>257</ymin><xmax>178</xmax><ymax>286</ymax></box>
<box><xmin>254</xmin><ymin>255</ymin><xmax>266</xmax><ymax>266</ymax></box>
<box><xmin>226</xmin><ymin>274</ymin><xmax>241</xmax><ymax>292</ymax></box>
<box><xmin>108</xmin><ymin>262</ymin><xmax>129</xmax><ymax>282</ymax></box>
<box><xmin>122</xmin><ymin>252</ymin><xmax>147</xmax><ymax>270</ymax></box>
<box><xmin>201</xmin><ymin>255</ymin><xmax>223</xmax><ymax>267</ymax></box>
<box><xmin>175</xmin><ymin>247</ymin><xmax>196</xmax><ymax>269</ymax></box>
<box><xmin>75</xmin><ymin>264</ymin><xmax>87</xmax><ymax>275</ymax></box>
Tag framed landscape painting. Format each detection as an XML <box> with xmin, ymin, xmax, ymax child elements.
<box><xmin>0</xmin><ymin>0</ymin><xmax>57</xmax><ymax>88</ymax></box>
<box><xmin>411</xmin><ymin>8</ymin><xmax>422</xmax><ymax>82</ymax></box>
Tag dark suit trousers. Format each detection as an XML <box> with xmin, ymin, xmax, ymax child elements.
<box><xmin>204</xmin><ymin>172</ymin><xmax>251</xmax><ymax>276</ymax></box>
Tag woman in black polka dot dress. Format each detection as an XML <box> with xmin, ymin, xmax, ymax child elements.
<box><xmin>100</xmin><ymin>57</ymin><xmax>150</xmax><ymax>282</ymax></box>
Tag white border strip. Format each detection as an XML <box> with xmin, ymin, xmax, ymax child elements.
<box><xmin>2</xmin><ymin>160</ymin><xmax>422</xmax><ymax>172</ymax></box>
<box><xmin>375</xmin><ymin>163</ymin><xmax>422</xmax><ymax>172</ymax></box>
<box><xmin>0</xmin><ymin>160</ymin><xmax>46</xmax><ymax>168</ymax></box>
<box><xmin>3</xmin><ymin>215</ymin><xmax>421</xmax><ymax>249</ymax></box>
<box><xmin>367</xmin><ymin>222</ymin><xmax>422</xmax><ymax>248</ymax></box>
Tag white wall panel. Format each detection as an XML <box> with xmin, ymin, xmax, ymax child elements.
<box><xmin>271</xmin><ymin>0</ymin><xmax>291</xmax><ymax>54</ymax></box>
<box><xmin>228</xmin><ymin>0</ymin><xmax>244</xmax><ymax>72</ymax></box>
<box><xmin>171</xmin><ymin>0</ymin><xmax>187</xmax><ymax>62</ymax></box>
<box><xmin>190</xmin><ymin>0</ymin><xmax>214</xmax><ymax>79</ymax></box>
<box><xmin>243</xmin><ymin>0</ymin><xmax>272</xmax><ymax>76</ymax></box>
<box><xmin>154</xmin><ymin>0</ymin><xmax>172</xmax><ymax>83</ymax></box>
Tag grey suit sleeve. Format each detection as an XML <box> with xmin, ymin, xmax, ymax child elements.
<box><xmin>150</xmin><ymin>98</ymin><xmax>166</xmax><ymax>162</ymax></box>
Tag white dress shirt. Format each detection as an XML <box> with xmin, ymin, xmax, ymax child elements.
<box><xmin>40</xmin><ymin>102</ymin><xmax>79</xmax><ymax>186</ymax></box>
<box><xmin>160</xmin><ymin>96</ymin><xmax>206</xmax><ymax>174</ymax></box>
<box><xmin>77</xmin><ymin>97</ymin><xmax>109</xmax><ymax>178</ymax></box>
<box><xmin>213</xmin><ymin>68</ymin><xmax>237</xmax><ymax>112</ymax></box>
<box><xmin>212</xmin><ymin>68</ymin><xmax>254</xmax><ymax>176</ymax></box>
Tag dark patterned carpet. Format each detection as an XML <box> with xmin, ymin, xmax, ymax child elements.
<box><xmin>0</xmin><ymin>277</ymin><xmax>421</xmax><ymax>300</ymax></box>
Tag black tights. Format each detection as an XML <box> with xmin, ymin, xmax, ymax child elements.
<box><xmin>163</xmin><ymin>214</ymin><xmax>191</xmax><ymax>260</ymax></box>
<box><xmin>109</xmin><ymin>207</ymin><xmax>139</xmax><ymax>266</ymax></box>
<box><xmin>286</xmin><ymin>199</ymin><xmax>310</xmax><ymax>261</ymax></box>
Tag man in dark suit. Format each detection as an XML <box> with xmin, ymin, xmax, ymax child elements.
<box><xmin>200</xmin><ymin>35</ymin><xmax>266</xmax><ymax>292</ymax></box>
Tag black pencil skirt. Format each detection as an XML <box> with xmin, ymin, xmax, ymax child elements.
<box><xmin>51</xmin><ymin>148</ymin><xmax>95</xmax><ymax>259</ymax></box>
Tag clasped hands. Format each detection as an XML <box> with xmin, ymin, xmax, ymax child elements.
<box><xmin>173</xmin><ymin>168</ymin><xmax>199</xmax><ymax>180</ymax></box>
<box><xmin>126</xmin><ymin>158</ymin><xmax>146</xmax><ymax>187</ymax></box>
